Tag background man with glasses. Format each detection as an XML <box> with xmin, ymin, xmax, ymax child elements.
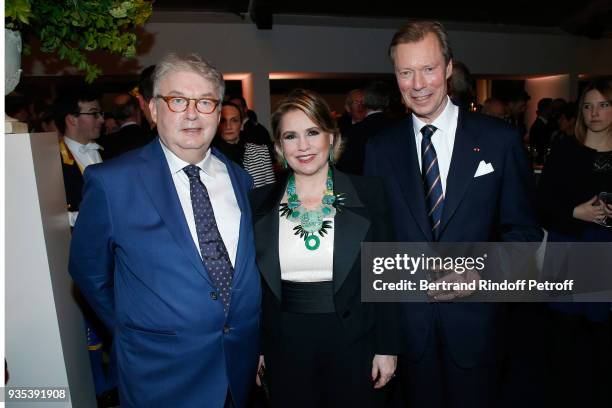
<box><xmin>53</xmin><ymin>86</ymin><xmax>119</xmax><ymax>407</ymax></box>
<box><xmin>54</xmin><ymin>87</ymin><xmax>106</xmax><ymax>226</ymax></box>
<box><xmin>69</xmin><ymin>53</ymin><xmax>261</xmax><ymax>408</ymax></box>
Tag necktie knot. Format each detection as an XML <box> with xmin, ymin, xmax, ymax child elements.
<box><xmin>421</xmin><ymin>125</ymin><xmax>437</xmax><ymax>140</ymax></box>
<box><xmin>183</xmin><ymin>164</ymin><xmax>201</xmax><ymax>180</ymax></box>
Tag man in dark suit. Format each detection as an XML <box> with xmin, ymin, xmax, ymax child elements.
<box><xmin>135</xmin><ymin>65</ymin><xmax>159</xmax><ymax>140</ymax></box>
<box><xmin>529</xmin><ymin>97</ymin><xmax>555</xmax><ymax>165</ymax></box>
<box><xmin>99</xmin><ymin>93</ymin><xmax>151</xmax><ymax>159</ymax></box>
<box><xmin>505</xmin><ymin>90</ymin><xmax>531</xmax><ymax>142</ymax></box>
<box><xmin>337</xmin><ymin>81</ymin><xmax>392</xmax><ymax>175</ymax></box>
<box><xmin>365</xmin><ymin>21</ymin><xmax>542</xmax><ymax>408</ymax></box>
<box><xmin>337</xmin><ymin>88</ymin><xmax>366</xmax><ymax>137</ymax></box>
<box><xmin>54</xmin><ymin>87</ymin><xmax>119</xmax><ymax>407</ymax></box>
<box><xmin>229</xmin><ymin>95</ymin><xmax>272</xmax><ymax>147</ymax></box>
<box><xmin>69</xmin><ymin>53</ymin><xmax>261</xmax><ymax>408</ymax></box>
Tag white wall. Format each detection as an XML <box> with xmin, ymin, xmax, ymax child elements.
<box><xmin>22</xmin><ymin>19</ymin><xmax>612</xmax><ymax>127</ymax></box>
<box><xmin>525</xmin><ymin>74</ymin><xmax>572</xmax><ymax>129</ymax></box>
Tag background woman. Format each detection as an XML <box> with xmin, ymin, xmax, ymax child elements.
<box><xmin>250</xmin><ymin>89</ymin><xmax>398</xmax><ymax>408</ymax></box>
<box><xmin>537</xmin><ymin>79</ymin><xmax>612</xmax><ymax>407</ymax></box>
<box><xmin>215</xmin><ymin>101</ymin><xmax>275</xmax><ymax>187</ymax></box>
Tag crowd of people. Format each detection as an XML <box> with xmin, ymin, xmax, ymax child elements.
<box><xmin>8</xmin><ymin>18</ymin><xmax>611</xmax><ymax>408</ymax></box>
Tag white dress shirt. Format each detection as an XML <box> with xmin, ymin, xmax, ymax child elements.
<box><xmin>64</xmin><ymin>136</ymin><xmax>103</xmax><ymax>226</ymax></box>
<box><xmin>160</xmin><ymin>141</ymin><xmax>241</xmax><ymax>267</ymax></box>
<box><xmin>64</xmin><ymin>136</ymin><xmax>103</xmax><ymax>169</ymax></box>
<box><xmin>412</xmin><ymin>97</ymin><xmax>459</xmax><ymax>195</ymax></box>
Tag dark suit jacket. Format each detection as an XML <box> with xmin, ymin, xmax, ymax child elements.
<box><xmin>242</xmin><ymin>119</ymin><xmax>272</xmax><ymax>146</ymax></box>
<box><xmin>529</xmin><ymin>116</ymin><xmax>554</xmax><ymax>162</ymax></box>
<box><xmin>365</xmin><ymin>109</ymin><xmax>542</xmax><ymax>367</ymax></box>
<box><xmin>337</xmin><ymin>111</ymin><xmax>390</xmax><ymax>175</ymax></box>
<box><xmin>98</xmin><ymin>123</ymin><xmax>154</xmax><ymax>159</ymax></box>
<box><xmin>59</xmin><ymin>137</ymin><xmax>108</xmax><ymax>212</ymax></box>
<box><xmin>250</xmin><ymin>169</ymin><xmax>400</xmax><ymax>365</ymax></box>
<box><xmin>69</xmin><ymin>140</ymin><xmax>261</xmax><ymax>408</ymax></box>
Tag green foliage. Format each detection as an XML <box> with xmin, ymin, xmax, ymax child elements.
<box><xmin>5</xmin><ymin>0</ymin><xmax>32</xmax><ymax>29</ymax></box>
<box><xmin>5</xmin><ymin>0</ymin><xmax>153</xmax><ymax>82</ymax></box>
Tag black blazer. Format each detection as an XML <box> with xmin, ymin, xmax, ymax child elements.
<box><xmin>99</xmin><ymin>123</ymin><xmax>153</xmax><ymax>159</ymax></box>
<box><xmin>336</xmin><ymin>111</ymin><xmax>390</xmax><ymax>175</ymax></box>
<box><xmin>365</xmin><ymin>109</ymin><xmax>543</xmax><ymax>367</ymax></box>
<box><xmin>60</xmin><ymin>137</ymin><xmax>108</xmax><ymax>212</ymax></box>
<box><xmin>250</xmin><ymin>169</ymin><xmax>400</xmax><ymax>357</ymax></box>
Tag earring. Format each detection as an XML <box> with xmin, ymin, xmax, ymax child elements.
<box><xmin>328</xmin><ymin>144</ymin><xmax>334</xmax><ymax>164</ymax></box>
<box><xmin>282</xmin><ymin>156</ymin><xmax>288</xmax><ymax>169</ymax></box>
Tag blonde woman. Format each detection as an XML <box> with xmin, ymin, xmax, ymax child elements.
<box><xmin>250</xmin><ymin>89</ymin><xmax>398</xmax><ymax>407</ymax></box>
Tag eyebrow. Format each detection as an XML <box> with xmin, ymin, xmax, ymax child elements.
<box><xmin>281</xmin><ymin>127</ymin><xmax>320</xmax><ymax>136</ymax></box>
<box><xmin>165</xmin><ymin>90</ymin><xmax>218</xmax><ymax>98</ymax></box>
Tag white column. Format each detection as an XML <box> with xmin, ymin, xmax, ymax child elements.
<box><xmin>242</xmin><ymin>72</ymin><xmax>272</xmax><ymax>131</ymax></box>
<box><xmin>5</xmin><ymin>132</ymin><xmax>97</xmax><ymax>407</ymax></box>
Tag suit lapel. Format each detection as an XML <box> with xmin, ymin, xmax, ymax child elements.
<box><xmin>439</xmin><ymin>110</ymin><xmax>481</xmax><ymax>236</ymax></box>
<box><xmin>388</xmin><ymin>118</ymin><xmax>433</xmax><ymax>241</ymax></box>
<box><xmin>332</xmin><ymin>170</ymin><xmax>370</xmax><ymax>293</ymax></box>
<box><xmin>253</xmin><ymin>179</ymin><xmax>286</xmax><ymax>301</ymax></box>
<box><xmin>137</xmin><ymin>140</ymin><xmax>213</xmax><ymax>285</ymax></box>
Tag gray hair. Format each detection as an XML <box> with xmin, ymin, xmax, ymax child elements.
<box><xmin>363</xmin><ymin>81</ymin><xmax>391</xmax><ymax>111</ymax></box>
<box><xmin>152</xmin><ymin>53</ymin><xmax>225</xmax><ymax>101</ymax></box>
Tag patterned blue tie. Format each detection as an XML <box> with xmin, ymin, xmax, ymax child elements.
<box><xmin>421</xmin><ymin>125</ymin><xmax>444</xmax><ymax>240</ymax></box>
<box><xmin>183</xmin><ymin>164</ymin><xmax>234</xmax><ymax>313</ymax></box>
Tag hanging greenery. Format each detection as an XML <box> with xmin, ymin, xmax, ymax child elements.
<box><xmin>5</xmin><ymin>0</ymin><xmax>153</xmax><ymax>82</ymax></box>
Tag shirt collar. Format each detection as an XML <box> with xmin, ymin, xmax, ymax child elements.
<box><xmin>64</xmin><ymin>136</ymin><xmax>102</xmax><ymax>152</ymax></box>
<box><xmin>538</xmin><ymin>116</ymin><xmax>549</xmax><ymax>125</ymax></box>
<box><xmin>365</xmin><ymin>110</ymin><xmax>383</xmax><ymax>118</ymax></box>
<box><xmin>412</xmin><ymin>96</ymin><xmax>457</xmax><ymax>138</ymax></box>
<box><xmin>159</xmin><ymin>139</ymin><xmax>212</xmax><ymax>177</ymax></box>
<box><xmin>120</xmin><ymin>121</ymin><xmax>139</xmax><ymax>129</ymax></box>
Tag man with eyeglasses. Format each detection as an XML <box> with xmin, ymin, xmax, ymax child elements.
<box><xmin>53</xmin><ymin>86</ymin><xmax>119</xmax><ymax>407</ymax></box>
<box><xmin>69</xmin><ymin>53</ymin><xmax>261</xmax><ymax>408</ymax></box>
<box><xmin>54</xmin><ymin>87</ymin><xmax>106</xmax><ymax>226</ymax></box>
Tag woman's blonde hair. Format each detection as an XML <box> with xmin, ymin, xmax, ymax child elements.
<box><xmin>271</xmin><ymin>89</ymin><xmax>342</xmax><ymax>163</ymax></box>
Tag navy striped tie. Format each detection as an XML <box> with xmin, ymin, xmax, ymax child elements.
<box><xmin>184</xmin><ymin>164</ymin><xmax>234</xmax><ymax>314</ymax></box>
<box><xmin>420</xmin><ymin>125</ymin><xmax>444</xmax><ymax>240</ymax></box>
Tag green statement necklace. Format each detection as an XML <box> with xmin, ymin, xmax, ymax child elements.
<box><xmin>279</xmin><ymin>169</ymin><xmax>344</xmax><ymax>251</ymax></box>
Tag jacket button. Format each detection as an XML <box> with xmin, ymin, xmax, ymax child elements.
<box><xmin>210</xmin><ymin>292</ymin><xmax>218</xmax><ymax>300</ymax></box>
<box><xmin>223</xmin><ymin>325</ymin><xmax>230</xmax><ymax>334</ymax></box>
<box><xmin>342</xmin><ymin>310</ymin><xmax>351</xmax><ymax>319</ymax></box>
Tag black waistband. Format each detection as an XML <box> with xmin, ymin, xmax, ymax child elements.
<box><xmin>281</xmin><ymin>280</ymin><xmax>335</xmax><ymax>314</ymax></box>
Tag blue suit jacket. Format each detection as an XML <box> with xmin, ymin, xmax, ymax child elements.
<box><xmin>69</xmin><ymin>139</ymin><xmax>261</xmax><ymax>408</ymax></box>
<box><xmin>365</xmin><ymin>109</ymin><xmax>542</xmax><ymax>367</ymax></box>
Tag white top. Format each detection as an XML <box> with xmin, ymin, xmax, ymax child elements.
<box><xmin>64</xmin><ymin>136</ymin><xmax>103</xmax><ymax>169</ymax></box>
<box><xmin>412</xmin><ymin>97</ymin><xmax>459</xmax><ymax>195</ymax></box>
<box><xmin>161</xmin><ymin>141</ymin><xmax>241</xmax><ymax>266</ymax></box>
<box><xmin>278</xmin><ymin>203</ymin><xmax>334</xmax><ymax>282</ymax></box>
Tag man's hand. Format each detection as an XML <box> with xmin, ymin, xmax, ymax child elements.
<box><xmin>371</xmin><ymin>354</ymin><xmax>397</xmax><ymax>389</ymax></box>
<box><xmin>427</xmin><ymin>268</ymin><xmax>481</xmax><ymax>301</ymax></box>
